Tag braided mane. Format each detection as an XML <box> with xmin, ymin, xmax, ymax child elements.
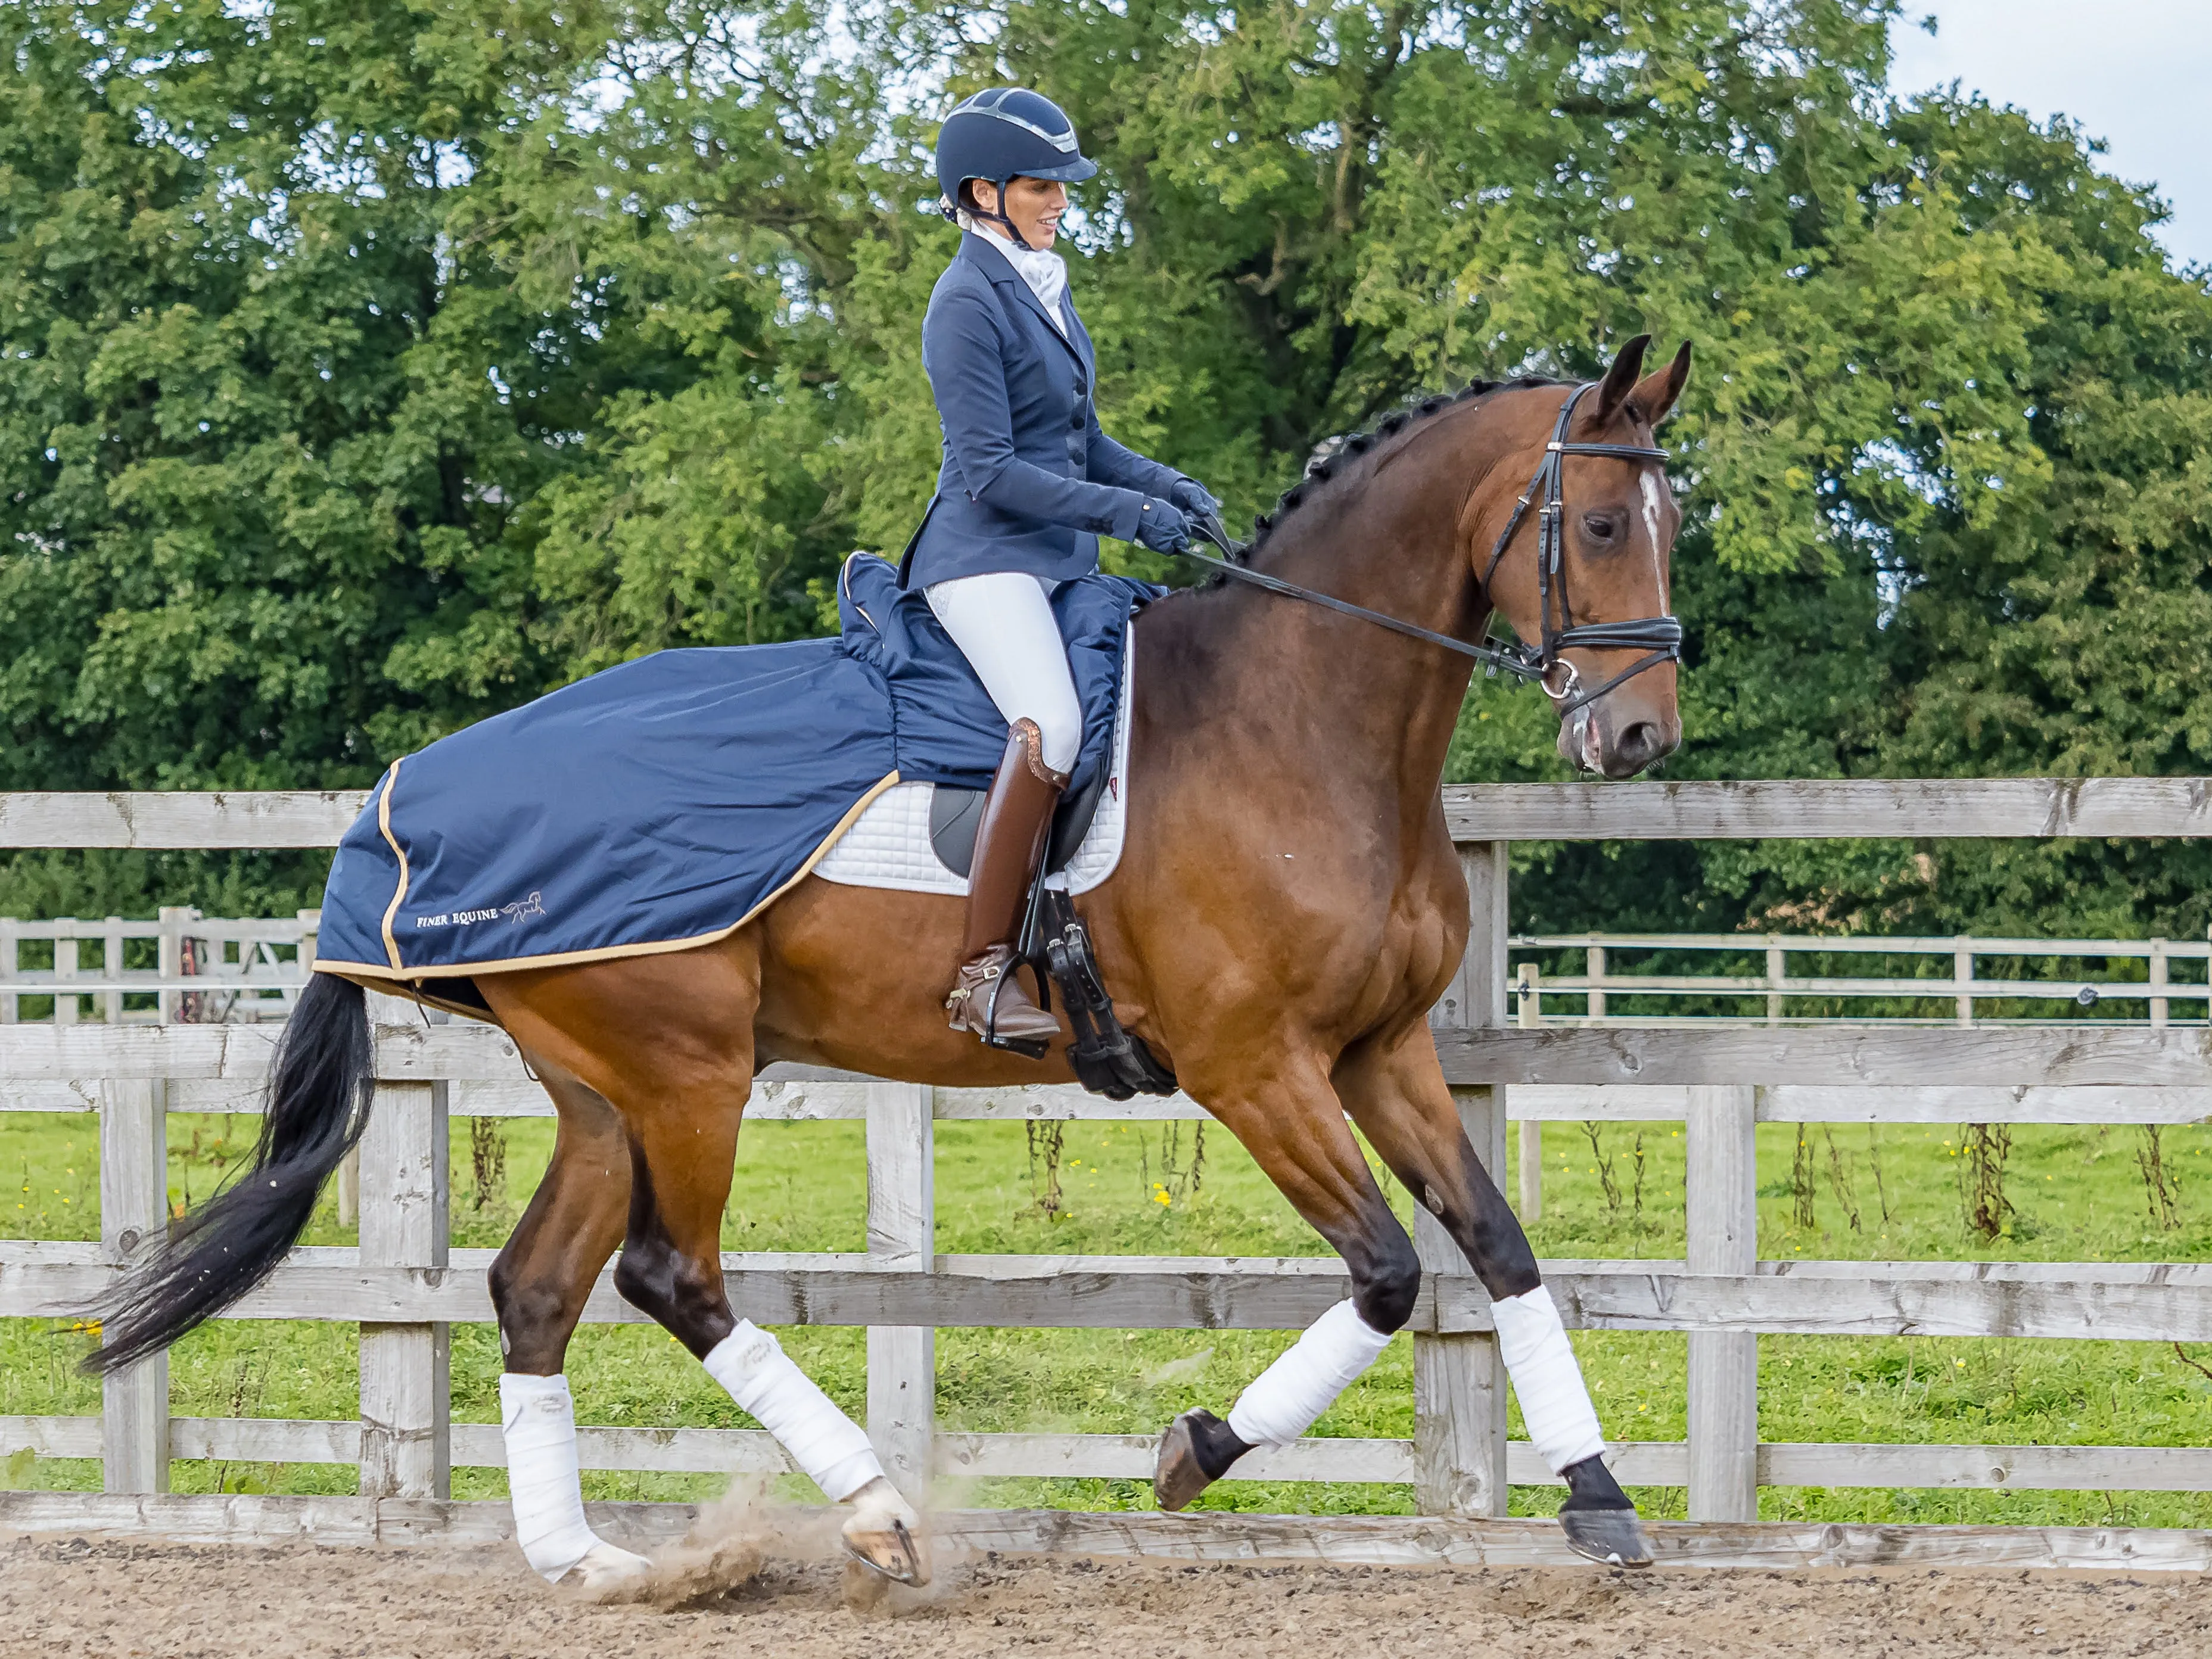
<box><xmin>1233</xmin><ymin>376</ymin><xmax>1564</xmax><ymax>565</ymax></box>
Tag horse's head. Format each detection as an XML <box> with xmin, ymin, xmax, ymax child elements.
<box><xmin>1470</xmin><ymin>337</ymin><xmax>1691</xmax><ymax>779</ymax></box>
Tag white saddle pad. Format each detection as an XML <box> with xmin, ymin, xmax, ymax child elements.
<box><xmin>814</xmin><ymin>630</ymin><xmax>1134</xmax><ymax>898</ymax></box>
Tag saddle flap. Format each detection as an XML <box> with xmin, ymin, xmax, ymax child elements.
<box><xmin>927</xmin><ymin>766</ymin><xmax>1109</xmax><ymax>880</ymax></box>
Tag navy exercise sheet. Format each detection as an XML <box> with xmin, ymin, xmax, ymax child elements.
<box><xmin>315</xmin><ymin>556</ymin><xmax>1156</xmax><ymax>979</ymax></box>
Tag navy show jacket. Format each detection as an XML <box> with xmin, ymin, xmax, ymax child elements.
<box><xmin>900</xmin><ymin>232</ymin><xmax>1184</xmax><ymax>589</ymax></box>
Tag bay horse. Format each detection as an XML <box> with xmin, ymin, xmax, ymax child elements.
<box><xmin>89</xmin><ymin>335</ymin><xmax>1691</xmax><ymax>1585</ymax></box>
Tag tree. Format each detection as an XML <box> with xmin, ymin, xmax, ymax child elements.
<box><xmin>4</xmin><ymin>1</ymin><xmax>2208</xmax><ymax>942</ymax></box>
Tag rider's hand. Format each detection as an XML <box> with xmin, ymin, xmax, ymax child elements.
<box><xmin>1169</xmin><ymin>477</ymin><xmax>1221</xmax><ymax>521</ymax></box>
<box><xmin>1134</xmin><ymin>498</ymin><xmax>1192</xmax><ymax>553</ymax></box>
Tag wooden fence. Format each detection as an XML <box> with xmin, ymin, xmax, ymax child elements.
<box><xmin>1509</xmin><ymin>930</ymin><xmax>2212</xmax><ymax>1026</ymax></box>
<box><xmin>4</xmin><ymin>780</ymin><xmax>2212</xmax><ymax>1571</ymax></box>
<box><xmin>1</xmin><ymin>908</ymin><xmax>317</xmax><ymax>1026</ymax></box>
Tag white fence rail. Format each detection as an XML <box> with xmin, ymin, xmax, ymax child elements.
<box><xmin>1511</xmin><ymin>931</ymin><xmax>2212</xmax><ymax>1026</ymax></box>
<box><xmin>3</xmin><ymin>782</ymin><xmax>2211</xmax><ymax>1567</ymax></box>
<box><xmin>1</xmin><ymin>908</ymin><xmax>317</xmax><ymax>1025</ymax></box>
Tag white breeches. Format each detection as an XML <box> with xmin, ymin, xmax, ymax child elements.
<box><xmin>925</xmin><ymin>571</ymin><xmax>1084</xmax><ymax>774</ymax></box>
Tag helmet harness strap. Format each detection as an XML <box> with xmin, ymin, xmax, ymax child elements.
<box><xmin>942</xmin><ymin>178</ymin><xmax>1035</xmax><ymax>251</ymax></box>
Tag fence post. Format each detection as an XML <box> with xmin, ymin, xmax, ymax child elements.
<box><xmin>1415</xmin><ymin>841</ymin><xmax>1509</xmax><ymax>1517</ymax></box>
<box><xmin>1685</xmin><ymin>1082</ymin><xmax>1758</xmax><ymax>1521</ymax></box>
<box><xmin>102</xmin><ymin>918</ymin><xmax>125</xmax><ymax>1025</ymax></box>
<box><xmin>1585</xmin><ymin>942</ymin><xmax>1607</xmax><ymax>1022</ymax></box>
<box><xmin>1516</xmin><ymin>1119</ymin><xmax>1543</xmax><ymax>1222</ymax></box>
<box><xmin>1954</xmin><ymin>938</ymin><xmax>1974</xmax><ymax>1027</ymax></box>
<box><xmin>157</xmin><ymin>907</ymin><xmax>192</xmax><ymax>1023</ymax></box>
<box><xmin>54</xmin><ymin>923</ymin><xmax>78</xmax><ymax>1026</ymax></box>
<box><xmin>0</xmin><ymin>917</ymin><xmax>14</xmax><ymax>1023</ymax></box>
<box><xmin>358</xmin><ymin>991</ymin><xmax>450</xmax><ymax>1500</ymax></box>
<box><xmin>2149</xmin><ymin>938</ymin><xmax>2169</xmax><ymax>1029</ymax></box>
<box><xmin>865</xmin><ymin>1081</ymin><xmax>934</xmax><ymax>1501</ymax></box>
<box><xmin>100</xmin><ymin>1078</ymin><xmax>170</xmax><ymax>1492</ymax></box>
<box><xmin>1765</xmin><ymin>938</ymin><xmax>1785</xmax><ymax>1024</ymax></box>
<box><xmin>1513</xmin><ymin>957</ymin><xmax>1542</xmax><ymax>1219</ymax></box>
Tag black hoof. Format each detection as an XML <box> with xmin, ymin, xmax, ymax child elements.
<box><xmin>1153</xmin><ymin>1412</ymin><xmax>1214</xmax><ymax>1511</ymax></box>
<box><xmin>1153</xmin><ymin>1409</ymin><xmax>1249</xmax><ymax>1511</ymax></box>
<box><xmin>1559</xmin><ymin>1505</ymin><xmax>1653</xmax><ymax>1569</ymax></box>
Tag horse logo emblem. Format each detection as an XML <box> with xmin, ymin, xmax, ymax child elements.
<box><xmin>502</xmin><ymin>891</ymin><xmax>545</xmax><ymax>924</ymax></box>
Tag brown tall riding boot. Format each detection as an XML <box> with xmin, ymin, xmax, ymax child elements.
<box><xmin>945</xmin><ymin>717</ymin><xmax>1069</xmax><ymax>1045</ymax></box>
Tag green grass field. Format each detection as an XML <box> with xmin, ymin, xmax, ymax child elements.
<box><xmin>5</xmin><ymin>1099</ymin><xmax>2211</xmax><ymax>1526</ymax></box>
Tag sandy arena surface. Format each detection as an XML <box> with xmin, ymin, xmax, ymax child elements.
<box><xmin>2</xmin><ymin>1534</ymin><xmax>2208</xmax><ymax>1659</ymax></box>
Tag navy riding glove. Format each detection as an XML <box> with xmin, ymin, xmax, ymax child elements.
<box><xmin>1134</xmin><ymin>498</ymin><xmax>1193</xmax><ymax>553</ymax></box>
<box><xmin>1169</xmin><ymin>477</ymin><xmax>1221</xmax><ymax>520</ymax></box>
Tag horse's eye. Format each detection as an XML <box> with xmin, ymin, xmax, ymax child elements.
<box><xmin>1582</xmin><ymin>513</ymin><xmax>1620</xmax><ymax>542</ymax></box>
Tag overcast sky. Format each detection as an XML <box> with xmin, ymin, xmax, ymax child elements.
<box><xmin>1889</xmin><ymin>1</ymin><xmax>2212</xmax><ymax>271</ymax></box>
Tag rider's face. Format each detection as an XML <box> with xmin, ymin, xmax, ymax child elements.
<box><xmin>973</xmin><ymin>176</ymin><xmax>1068</xmax><ymax>249</ymax></box>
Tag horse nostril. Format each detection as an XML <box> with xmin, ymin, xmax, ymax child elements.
<box><xmin>1615</xmin><ymin>721</ymin><xmax>1660</xmax><ymax>770</ymax></box>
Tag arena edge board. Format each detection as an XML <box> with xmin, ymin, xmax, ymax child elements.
<box><xmin>2</xmin><ymin>1493</ymin><xmax>2210</xmax><ymax>1571</ymax></box>
<box><xmin>15</xmin><ymin>1418</ymin><xmax>2212</xmax><ymax>1493</ymax></box>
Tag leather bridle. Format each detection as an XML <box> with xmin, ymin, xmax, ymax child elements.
<box><xmin>1477</xmin><ymin>381</ymin><xmax>1683</xmax><ymax>716</ymax></box>
<box><xmin>1178</xmin><ymin>380</ymin><xmax>1683</xmax><ymax>719</ymax></box>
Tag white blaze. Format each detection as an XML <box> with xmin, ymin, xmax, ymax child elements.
<box><xmin>1638</xmin><ymin>470</ymin><xmax>1667</xmax><ymax>609</ymax></box>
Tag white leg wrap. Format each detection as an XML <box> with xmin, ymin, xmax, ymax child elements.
<box><xmin>1225</xmin><ymin>1299</ymin><xmax>1393</xmax><ymax>1449</ymax></box>
<box><xmin>1491</xmin><ymin>1285</ymin><xmax>1607</xmax><ymax>1474</ymax></box>
<box><xmin>703</xmin><ymin>1321</ymin><xmax>882</xmax><ymax>1501</ymax></box>
<box><xmin>500</xmin><ymin>1372</ymin><xmax>606</xmax><ymax>1582</ymax></box>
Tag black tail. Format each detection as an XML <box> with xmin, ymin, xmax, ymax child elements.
<box><xmin>83</xmin><ymin>973</ymin><xmax>372</xmax><ymax>1375</ymax></box>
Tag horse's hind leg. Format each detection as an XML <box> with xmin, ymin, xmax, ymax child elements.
<box><xmin>486</xmin><ymin>942</ymin><xmax>930</xmax><ymax>1586</ymax></box>
<box><xmin>484</xmin><ymin>1060</ymin><xmax>653</xmax><ymax>1590</ymax></box>
<box><xmin>1334</xmin><ymin>1019</ymin><xmax>1651</xmax><ymax>1568</ymax></box>
<box><xmin>1152</xmin><ymin>1054</ymin><xmax>1421</xmax><ymax>1512</ymax></box>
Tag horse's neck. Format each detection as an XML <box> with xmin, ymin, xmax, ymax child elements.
<box><xmin>1143</xmin><ymin>483</ymin><xmax>1483</xmax><ymax>811</ymax></box>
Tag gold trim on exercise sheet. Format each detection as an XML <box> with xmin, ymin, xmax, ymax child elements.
<box><xmin>374</xmin><ymin>758</ymin><xmax>409</xmax><ymax>972</ymax></box>
<box><xmin>318</xmin><ymin>769</ymin><xmax>906</xmax><ymax>982</ymax></box>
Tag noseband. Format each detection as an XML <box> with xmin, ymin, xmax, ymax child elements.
<box><xmin>1180</xmin><ymin>381</ymin><xmax>1683</xmax><ymax>719</ymax></box>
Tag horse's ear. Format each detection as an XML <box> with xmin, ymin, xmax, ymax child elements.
<box><xmin>1592</xmin><ymin>334</ymin><xmax>1651</xmax><ymax>425</ymax></box>
<box><xmin>1632</xmin><ymin>341</ymin><xmax>1693</xmax><ymax>426</ymax></box>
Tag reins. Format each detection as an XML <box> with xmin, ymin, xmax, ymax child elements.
<box><xmin>1177</xmin><ymin>381</ymin><xmax>1683</xmax><ymax>718</ymax></box>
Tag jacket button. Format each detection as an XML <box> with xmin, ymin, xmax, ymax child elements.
<box><xmin>1071</xmin><ymin>412</ymin><xmax>1083</xmax><ymax>428</ymax></box>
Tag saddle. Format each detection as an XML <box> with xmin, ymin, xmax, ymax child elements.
<box><xmin>928</xmin><ymin>720</ymin><xmax>1174</xmax><ymax>1100</ymax></box>
<box><xmin>926</xmin><ymin>765</ymin><xmax>1107</xmax><ymax>880</ymax></box>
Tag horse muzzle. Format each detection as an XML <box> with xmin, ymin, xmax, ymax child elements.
<box><xmin>1559</xmin><ymin>698</ymin><xmax>1681</xmax><ymax>780</ymax></box>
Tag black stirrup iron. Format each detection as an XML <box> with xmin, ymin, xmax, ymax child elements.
<box><xmin>1175</xmin><ymin>381</ymin><xmax>1682</xmax><ymax>717</ymax></box>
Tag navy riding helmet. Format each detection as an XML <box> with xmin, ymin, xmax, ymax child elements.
<box><xmin>934</xmin><ymin>88</ymin><xmax>1097</xmax><ymax>246</ymax></box>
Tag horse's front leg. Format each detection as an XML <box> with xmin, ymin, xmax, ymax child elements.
<box><xmin>1150</xmin><ymin>1053</ymin><xmax>1421</xmax><ymax>1511</ymax></box>
<box><xmin>1335</xmin><ymin>1019</ymin><xmax>1652</xmax><ymax>1567</ymax></box>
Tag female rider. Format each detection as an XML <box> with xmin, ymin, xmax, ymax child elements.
<box><xmin>903</xmin><ymin>88</ymin><xmax>1217</xmax><ymax>1047</ymax></box>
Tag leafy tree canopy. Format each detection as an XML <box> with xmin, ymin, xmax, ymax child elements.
<box><xmin>2</xmin><ymin>0</ymin><xmax>2208</xmax><ymax>936</ymax></box>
